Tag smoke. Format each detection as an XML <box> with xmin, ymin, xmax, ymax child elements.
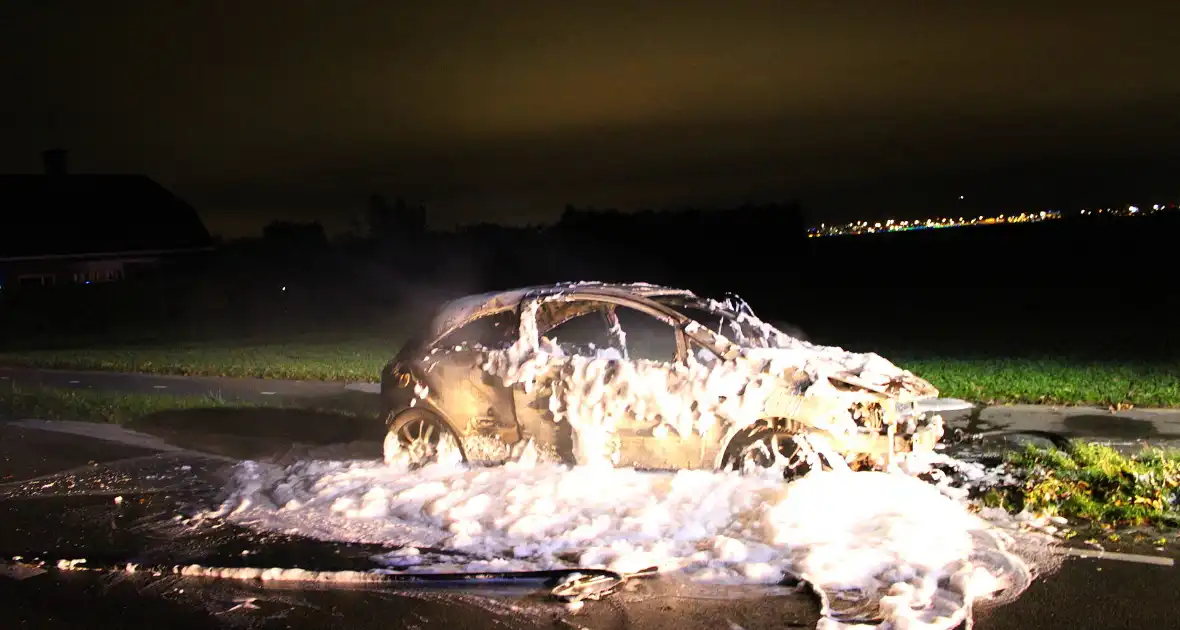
<box><xmin>769</xmin><ymin>320</ymin><xmax>809</xmax><ymax>342</ymax></box>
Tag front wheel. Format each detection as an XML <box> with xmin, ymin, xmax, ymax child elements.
<box><xmin>384</xmin><ymin>411</ymin><xmax>462</xmax><ymax>468</ymax></box>
<box><xmin>721</xmin><ymin>424</ymin><xmax>834</xmax><ymax>479</ymax></box>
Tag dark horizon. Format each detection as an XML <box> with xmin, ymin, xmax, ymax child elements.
<box><xmin>6</xmin><ymin>1</ymin><xmax>1178</xmax><ymax>237</ymax></box>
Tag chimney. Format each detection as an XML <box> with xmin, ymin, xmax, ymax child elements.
<box><xmin>43</xmin><ymin>149</ymin><xmax>68</xmax><ymax>175</ymax></box>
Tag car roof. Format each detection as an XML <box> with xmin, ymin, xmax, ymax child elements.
<box><xmin>429</xmin><ymin>282</ymin><xmax>696</xmax><ymax>340</ymax></box>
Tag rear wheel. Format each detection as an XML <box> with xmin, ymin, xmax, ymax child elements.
<box><xmin>384</xmin><ymin>411</ymin><xmax>460</xmax><ymax>467</ymax></box>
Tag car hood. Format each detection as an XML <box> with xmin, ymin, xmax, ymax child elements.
<box><xmin>739</xmin><ymin>344</ymin><xmax>939</xmax><ymax>402</ymax></box>
<box><xmin>825</xmin><ymin>370</ymin><xmax>940</xmax><ymax>402</ymax></box>
<box><xmin>686</xmin><ymin>317</ymin><xmax>939</xmax><ymax>403</ymax></box>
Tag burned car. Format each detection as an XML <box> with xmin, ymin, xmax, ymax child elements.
<box><xmin>380</xmin><ymin>282</ymin><xmax>967</xmax><ymax>476</ymax></box>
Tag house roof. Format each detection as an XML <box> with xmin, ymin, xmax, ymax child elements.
<box><xmin>0</xmin><ymin>174</ymin><xmax>213</xmax><ymax>260</ymax></box>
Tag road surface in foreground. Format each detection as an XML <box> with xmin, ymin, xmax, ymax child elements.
<box><xmin>1</xmin><ymin>420</ymin><xmax>1177</xmax><ymax>630</ymax></box>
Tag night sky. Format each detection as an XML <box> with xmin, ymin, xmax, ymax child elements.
<box><xmin>6</xmin><ymin>1</ymin><xmax>1178</xmax><ymax>236</ymax></box>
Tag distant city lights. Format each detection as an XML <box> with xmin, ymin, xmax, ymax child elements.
<box><xmin>807</xmin><ymin>202</ymin><xmax>1177</xmax><ymax>237</ymax></box>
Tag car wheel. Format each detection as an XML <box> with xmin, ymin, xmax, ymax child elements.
<box><xmin>384</xmin><ymin>411</ymin><xmax>460</xmax><ymax>467</ymax></box>
<box><xmin>722</xmin><ymin>424</ymin><xmax>832</xmax><ymax>480</ymax></box>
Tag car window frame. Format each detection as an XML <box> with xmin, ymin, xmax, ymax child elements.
<box><xmin>650</xmin><ymin>296</ymin><xmax>769</xmax><ymax>349</ymax></box>
<box><xmin>519</xmin><ymin>293</ymin><xmax>691</xmax><ymax>364</ymax></box>
<box><xmin>537</xmin><ymin>303</ymin><xmax>621</xmax><ymax>357</ymax></box>
<box><xmin>429</xmin><ymin>307</ymin><xmax>520</xmax><ymax>351</ymax></box>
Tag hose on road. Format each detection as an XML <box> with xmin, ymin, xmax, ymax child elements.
<box><xmin>4</xmin><ymin>556</ymin><xmax>660</xmax><ymax>604</ymax></box>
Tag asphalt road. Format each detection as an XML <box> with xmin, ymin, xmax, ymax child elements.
<box><xmin>2</xmin><ymin>419</ymin><xmax>1178</xmax><ymax>630</ymax></box>
<box><xmin>0</xmin><ymin>422</ymin><xmax>823</xmax><ymax>630</ymax></box>
<box><xmin>939</xmin><ymin>404</ymin><xmax>1180</xmax><ymax>448</ymax></box>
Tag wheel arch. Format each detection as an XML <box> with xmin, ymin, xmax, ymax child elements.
<box><xmin>713</xmin><ymin>417</ymin><xmax>832</xmax><ymax>471</ymax></box>
<box><xmin>714</xmin><ymin>418</ymin><xmax>779</xmax><ymax>470</ymax></box>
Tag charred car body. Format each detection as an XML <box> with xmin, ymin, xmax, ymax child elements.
<box><xmin>380</xmin><ymin>282</ymin><xmax>967</xmax><ymax>476</ymax></box>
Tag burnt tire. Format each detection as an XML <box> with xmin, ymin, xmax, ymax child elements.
<box><xmin>384</xmin><ymin>410</ymin><xmax>461</xmax><ymax>467</ymax></box>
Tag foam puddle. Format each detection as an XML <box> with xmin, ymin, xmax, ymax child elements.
<box><xmin>196</xmin><ymin>454</ymin><xmax>1034</xmax><ymax>630</ymax></box>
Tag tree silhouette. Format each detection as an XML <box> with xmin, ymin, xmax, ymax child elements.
<box><xmin>367</xmin><ymin>194</ymin><xmax>427</xmax><ymax>239</ymax></box>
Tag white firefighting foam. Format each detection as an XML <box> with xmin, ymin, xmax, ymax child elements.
<box><xmin>479</xmin><ymin>297</ymin><xmax>942</xmax><ymax>467</ymax></box>
<box><xmin>200</xmin><ymin>450</ymin><xmax>1035</xmax><ymax>630</ymax></box>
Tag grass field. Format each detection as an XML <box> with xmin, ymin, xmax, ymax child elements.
<box><xmin>0</xmin><ymin>338</ymin><xmax>399</xmax><ymax>383</ymax></box>
<box><xmin>0</xmin><ymin>386</ymin><xmax>234</xmax><ymax>424</ymax></box>
<box><xmin>896</xmin><ymin>357</ymin><xmax>1180</xmax><ymax>408</ymax></box>
<box><xmin>0</xmin><ymin>385</ymin><xmax>377</xmax><ymax>424</ymax></box>
<box><xmin>0</xmin><ymin>340</ymin><xmax>1177</xmax><ymax>407</ymax></box>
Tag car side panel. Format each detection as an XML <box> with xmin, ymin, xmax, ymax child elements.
<box><xmin>509</xmin><ymin>357</ymin><xmax>576</xmax><ymax>464</ymax></box>
<box><xmin>521</xmin><ymin>296</ymin><xmax>722</xmax><ymax>469</ymax></box>
<box><xmin>415</xmin><ymin>349</ymin><xmax>521</xmax><ymax>463</ymax></box>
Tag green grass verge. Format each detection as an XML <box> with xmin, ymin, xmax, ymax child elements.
<box><xmin>1</xmin><ymin>341</ymin><xmax>1178</xmax><ymax>407</ymax></box>
<box><xmin>0</xmin><ymin>385</ymin><xmax>376</xmax><ymax>424</ymax></box>
<box><xmin>988</xmin><ymin>442</ymin><xmax>1180</xmax><ymax>531</ymax></box>
<box><xmin>0</xmin><ymin>386</ymin><xmax>231</xmax><ymax>424</ymax></box>
<box><xmin>0</xmin><ymin>338</ymin><xmax>399</xmax><ymax>383</ymax></box>
<box><xmin>898</xmin><ymin>357</ymin><xmax>1180</xmax><ymax>408</ymax></box>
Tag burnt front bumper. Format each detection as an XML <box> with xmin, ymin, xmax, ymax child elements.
<box><xmin>837</xmin><ymin>417</ymin><xmax>944</xmax><ymax>456</ymax></box>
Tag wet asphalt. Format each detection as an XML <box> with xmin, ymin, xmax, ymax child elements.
<box><xmin>2</xmin><ymin>370</ymin><xmax>1179</xmax><ymax>629</ymax></box>
<box><xmin>0</xmin><ymin>423</ymin><xmax>826</xmax><ymax>630</ymax></box>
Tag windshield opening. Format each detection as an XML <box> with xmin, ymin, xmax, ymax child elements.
<box><xmin>651</xmin><ymin>296</ymin><xmax>779</xmax><ymax>348</ymax></box>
